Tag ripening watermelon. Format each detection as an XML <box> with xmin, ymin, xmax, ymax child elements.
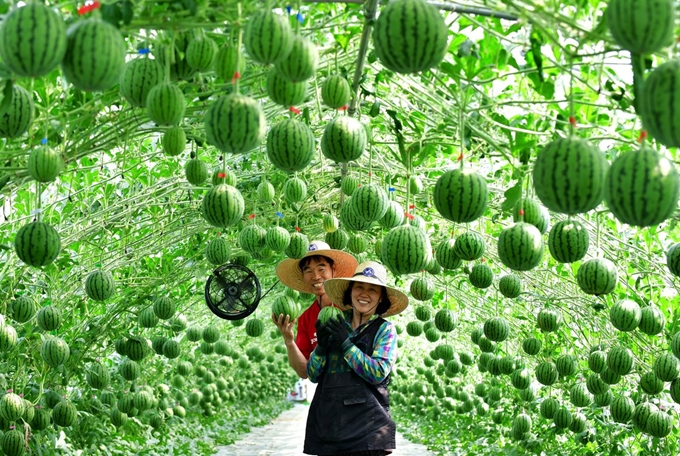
<box><xmin>41</xmin><ymin>336</ymin><xmax>70</xmax><ymax>367</ymax></box>
<box><xmin>433</xmin><ymin>169</ymin><xmax>488</xmax><ymax>223</ymax></box>
<box><xmin>201</xmin><ymin>184</ymin><xmax>245</xmax><ymax>228</ymax></box>
<box><xmin>322</xmin><ymin>75</ymin><xmax>351</xmax><ymax>109</ymax></box>
<box><xmin>318</xmin><ymin>306</ymin><xmax>343</xmax><ymax>325</ymax></box>
<box><xmin>606</xmin><ymin>0</ymin><xmax>675</xmax><ymax>54</ymax></box>
<box><xmin>267</xmin><ymin>67</ymin><xmax>308</xmax><ymax>107</ymax></box>
<box><xmin>548</xmin><ymin>220</ymin><xmax>589</xmax><ymax>263</ymax></box>
<box><xmin>435</xmin><ymin>239</ymin><xmax>462</xmax><ymax>270</ymax></box>
<box><xmin>381</xmin><ymin>225</ymin><xmax>431</xmax><ymax>275</ymax></box>
<box><xmin>9</xmin><ymin>296</ymin><xmax>36</xmax><ymax>323</ymax></box>
<box><xmin>321</xmin><ymin>116</ymin><xmax>368</xmax><ymax>163</ymax></box>
<box><xmin>275</xmin><ymin>35</ymin><xmax>318</xmax><ymax>82</ymax></box>
<box><xmin>186</xmin><ymin>37</ymin><xmax>218</xmax><ymax>71</ymax></box>
<box><xmin>350</xmin><ymin>184</ymin><xmax>389</xmax><ymax>223</ymax></box>
<box><xmin>120</xmin><ymin>58</ymin><xmax>164</xmax><ymax>108</ymax></box>
<box><xmin>85</xmin><ymin>269</ymin><xmax>115</xmax><ymax>301</ymax></box>
<box><xmin>577</xmin><ymin>258</ymin><xmax>618</xmax><ymax>296</ymax></box>
<box><xmin>162</xmin><ymin>126</ymin><xmax>186</xmax><ymax>156</ymax></box>
<box><xmin>185</xmin><ymin>158</ymin><xmax>208</xmax><ymax>185</ymax></box>
<box><xmin>379</xmin><ymin>201</ymin><xmax>405</xmax><ymax>230</ymax></box>
<box><xmin>610</xmin><ymin>299</ymin><xmax>642</xmax><ymax>332</ymax></box>
<box><xmin>14</xmin><ymin>221</ymin><xmax>61</xmax><ymax>267</ymax></box>
<box><xmin>206</xmin><ymin>237</ymin><xmax>231</xmax><ymax>265</ymax></box>
<box><xmin>205</xmin><ymin>94</ymin><xmax>266</xmax><ymax>154</ymax></box>
<box><xmin>147</xmin><ymin>83</ymin><xmax>186</xmax><ymax>126</ymax></box>
<box><xmin>638</xmin><ymin>60</ymin><xmax>680</xmax><ymax>148</ymax></box>
<box><xmin>215</xmin><ymin>44</ymin><xmax>246</xmax><ymax>81</ymax></box>
<box><xmin>267</xmin><ymin>119</ymin><xmax>315</xmax><ymax>172</ymax></box>
<box><xmin>28</xmin><ymin>146</ymin><xmax>63</xmax><ymax>182</ymax></box>
<box><xmin>271</xmin><ymin>296</ymin><xmax>299</xmax><ymax>321</ymax></box>
<box><xmin>513</xmin><ymin>198</ymin><xmax>550</xmax><ymax>234</ymax></box>
<box><xmin>0</xmin><ymin>82</ymin><xmax>34</xmax><ymax>138</ymax></box>
<box><xmin>243</xmin><ymin>10</ymin><xmax>293</xmax><ymax>65</ymax></box>
<box><xmin>284</xmin><ymin>178</ymin><xmax>308</xmax><ymax>203</ymax></box>
<box><xmin>499</xmin><ymin>274</ymin><xmax>522</xmax><ymax>298</ymax></box>
<box><xmin>497</xmin><ymin>222</ymin><xmax>544</xmax><ymax>271</ymax></box>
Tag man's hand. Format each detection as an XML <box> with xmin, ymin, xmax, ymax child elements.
<box><xmin>271</xmin><ymin>313</ymin><xmax>296</xmax><ymax>345</ymax></box>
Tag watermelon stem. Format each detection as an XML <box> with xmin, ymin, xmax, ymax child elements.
<box><xmin>234</xmin><ymin>3</ymin><xmax>243</xmax><ymax>95</ymax></box>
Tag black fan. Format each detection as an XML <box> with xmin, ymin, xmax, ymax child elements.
<box><xmin>205</xmin><ymin>263</ymin><xmax>277</xmax><ymax>320</ymax></box>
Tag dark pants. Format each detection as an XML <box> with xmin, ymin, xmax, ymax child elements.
<box><xmin>320</xmin><ymin>452</ymin><xmax>387</xmax><ymax>456</ymax></box>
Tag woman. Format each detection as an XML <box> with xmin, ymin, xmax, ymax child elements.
<box><xmin>304</xmin><ymin>261</ymin><xmax>408</xmax><ymax>456</ymax></box>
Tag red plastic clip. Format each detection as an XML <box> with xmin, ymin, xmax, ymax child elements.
<box><xmin>637</xmin><ymin>130</ymin><xmax>648</xmax><ymax>143</ymax></box>
<box><xmin>404</xmin><ymin>212</ymin><xmax>415</xmax><ymax>220</ymax></box>
<box><xmin>231</xmin><ymin>71</ymin><xmax>241</xmax><ymax>84</ymax></box>
<box><xmin>409</xmin><ymin>204</ymin><xmax>415</xmax><ymax>209</ymax></box>
<box><xmin>457</xmin><ymin>152</ymin><xmax>464</xmax><ymax>162</ymax></box>
<box><xmin>289</xmin><ymin>106</ymin><xmax>301</xmax><ymax>115</ymax></box>
<box><xmin>248</xmin><ymin>214</ymin><xmax>256</xmax><ymax>219</ymax></box>
<box><xmin>78</xmin><ymin>1</ymin><xmax>101</xmax><ymax>15</ymax></box>
<box><xmin>217</xmin><ymin>172</ymin><xmax>226</xmax><ymax>178</ymax></box>
<box><xmin>568</xmin><ymin>116</ymin><xmax>577</xmax><ymax>127</ymax></box>
<box><xmin>295</xmin><ymin>226</ymin><xmax>301</xmax><ymax>232</ymax></box>
<box><xmin>519</xmin><ymin>209</ymin><xmax>525</xmax><ymax>216</ymax></box>
<box><xmin>338</xmin><ymin>105</ymin><xmax>348</xmax><ymax>111</ymax></box>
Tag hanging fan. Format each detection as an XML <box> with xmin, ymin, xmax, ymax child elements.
<box><xmin>204</xmin><ymin>263</ymin><xmax>277</xmax><ymax>320</ymax></box>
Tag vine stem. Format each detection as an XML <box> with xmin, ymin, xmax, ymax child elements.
<box><xmin>235</xmin><ymin>3</ymin><xmax>243</xmax><ymax>95</ymax></box>
<box><xmin>347</xmin><ymin>0</ymin><xmax>379</xmax><ymax>117</ymax></box>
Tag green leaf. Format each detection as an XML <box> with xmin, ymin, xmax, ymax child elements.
<box><xmin>500</xmin><ymin>182</ymin><xmax>522</xmax><ymax>212</ymax></box>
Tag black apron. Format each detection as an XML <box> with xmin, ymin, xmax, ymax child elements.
<box><xmin>304</xmin><ymin>317</ymin><xmax>396</xmax><ymax>455</ymax></box>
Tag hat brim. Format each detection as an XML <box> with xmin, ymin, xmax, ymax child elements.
<box><xmin>275</xmin><ymin>250</ymin><xmax>359</xmax><ymax>295</ymax></box>
<box><xmin>323</xmin><ymin>276</ymin><xmax>409</xmax><ymax>317</ymax></box>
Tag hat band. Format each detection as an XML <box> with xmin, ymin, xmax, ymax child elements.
<box><xmin>352</xmin><ymin>271</ymin><xmax>385</xmax><ymax>285</ymax></box>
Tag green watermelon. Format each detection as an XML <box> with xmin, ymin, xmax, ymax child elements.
<box><xmin>378</xmin><ymin>201</ymin><xmax>405</xmax><ymax>229</ymax></box>
<box><xmin>0</xmin><ymin>82</ymin><xmax>34</xmax><ymax>138</ymax></box>
<box><xmin>0</xmin><ymin>3</ymin><xmax>67</xmax><ymax>78</ymax></box>
<box><xmin>267</xmin><ymin>118</ymin><xmax>315</xmax><ymax>172</ymax></box>
<box><xmin>410</xmin><ymin>277</ymin><xmax>434</xmax><ymax>301</ymax></box>
<box><xmin>162</xmin><ymin>126</ymin><xmax>186</xmax><ymax>156</ymax></box>
<box><xmin>321</xmin><ymin>116</ymin><xmax>367</xmax><ymax>163</ymax></box>
<box><xmin>147</xmin><ymin>83</ymin><xmax>186</xmax><ymax>126</ymax></box>
<box><xmin>37</xmin><ymin>305</ymin><xmax>62</xmax><ymax>330</ymax></box>
<box><xmin>163</xmin><ymin>340</ymin><xmax>181</xmax><ymax>359</ymax></box>
<box><xmin>610</xmin><ymin>396</ymin><xmax>634</xmax><ymax>423</ymax></box>
<box><xmin>469</xmin><ymin>264</ymin><xmax>493</xmax><ymax>289</ymax></box>
<box><xmin>10</xmin><ymin>296</ymin><xmax>36</xmax><ymax>323</ymax></box>
<box><xmin>372</xmin><ymin>0</ymin><xmax>449</xmax><ymax>74</ymax></box>
<box><xmin>435</xmin><ymin>238</ymin><xmax>463</xmax><ymax>270</ymax></box>
<box><xmin>205</xmin><ymin>94</ymin><xmax>266</xmax><ymax>153</ymax></box>
<box><xmin>606</xmin><ymin>0</ymin><xmax>674</xmax><ymax>53</ymax></box>
<box><xmin>532</xmin><ymin>136</ymin><xmax>608</xmax><ymax>215</ymax></box>
<box><xmin>646</xmin><ymin>410</ymin><xmax>673</xmax><ymax>438</ymax></box>
<box><xmin>318</xmin><ymin>306</ymin><xmax>343</xmax><ymax>325</ymax></box>
<box><xmin>433</xmin><ymin>169</ymin><xmax>488</xmax><ymax>223</ymax></box>
<box><xmin>28</xmin><ymin>146</ymin><xmax>63</xmax><ymax>182</ymax></box>
<box><xmin>153</xmin><ymin>296</ymin><xmax>175</xmax><ymax>320</ymax></box>
<box><xmin>607</xmin><ymin>346</ymin><xmax>635</xmax><ymax>376</ymax></box>
<box><xmin>41</xmin><ymin>336</ymin><xmax>70</xmax><ymax>367</ymax></box>
<box><xmin>576</xmin><ymin>258</ymin><xmax>618</xmax><ymax>295</ymax></box>
<box><xmin>638</xmin><ymin>305</ymin><xmax>666</xmax><ymax>336</ymax></box>
<box><xmin>215</xmin><ymin>44</ymin><xmax>246</xmax><ymax>81</ymax></box>
<box><xmin>186</xmin><ymin>37</ymin><xmax>218</xmax><ymax>71</ymax></box>
<box><xmin>347</xmin><ymin>233</ymin><xmax>367</xmax><ymax>254</ymax></box>
<box><xmin>323</xmin><ymin>214</ymin><xmax>339</xmax><ymax>233</ymax></box>
<box><xmin>243</xmin><ymin>10</ymin><xmax>293</xmax><ymax>65</ymax></box>
<box><xmin>570</xmin><ymin>383</ymin><xmax>592</xmax><ymax>408</ymax></box>
<box><xmin>271</xmin><ymin>296</ymin><xmax>299</xmax><ymax>320</ymax></box>
<box><xmin>654</xmin><ymin>353</ymin><xmax>680</xmax><ymax>382</ymax></box>
<box><xmin>667</xmin><ymin>242</ymin><xmax>680</xmax><ymax>277</ymax></box>
<box><xmin>239</xmin><ymin>225</ymin><xmax>267</xmax><ymax>254</ymax></box>
<box><xmin>610</xmin><ymin>299</ymin><xmax>641</xmax><ymax>332</ymax></box>
<box><xmin>341</xmin><ymin>201</ymin><xmax>373</xmax><ymax>231</ymax></box>
<box><xmin>381</xmin><ymin>225</ymin><xmax>431</xmax><ymax>275</ymax></box>
<box><xmin>61</xmin><ymin>19</ymin><xmax>126</xmax><ymax>92</ymax></box>
<box><xmin>265</xmin><ymin>226</ymin><xmax>291</xmax><ymax>252</ymax></box>
<box><xmin>322</xmin><ymin>75</ymin><xmax>351</xmax><ymax>109</ymax></box>
<box><xmin>522</xmin><ymin>337</ymin><xmax>541</xmax><ymax>356</ymax></box>
<box><xmin>588</xmin><ymin>350</ymin><xmax>607</xmax><ymax>373</ymax></box>
<box><xmin>85</xmin><ymin>269</ymin><xmax>115</xmax><ymax>301</ymax></box>
<box><xmin>86</xmin><ymin>363</ymin><xmax>111</xmax><ymax>390</ymax></box>
<box><xmin>185</xmin><ymin>158</ymin><xmax>208</xmax><ymax>185</ymax></box>
<box><xmin>434</xmin><ymin>309</ymin><xmax>457</xmax><ymax>332</ymax></box>
<box><xmin>548</xmin><ymin>220</ymin><xmax>589</xmax><ymax>263</ymax></box>
<box><xmin>326</xmin><ymin>229</ymin><xmax>349</xmax><ymax>250</ymax></box>
<box><xmin>349</xmin><ymin>184</ymin><xmax>389</xmax><ymax>223</ymax></box>
<box><xmin>155</xmin><ymin>36</ymin><xmax>196</xmax><ymax>81</ymax></box>
<box><xmin>286</xmin><ymin>232</ymin><xmax>309</xmax><ymax>259</ymax></box>
<box><xmin>266</xmin><ymin>67</ymin><xmax>308</xmax><ymax>107</ymax></box>
<box><xmin>556</xmin><ymin>355</ymin><xmax>578</xmax><ymax>377</ymax></box>
<box><xmin>535</xmin><ymin>361</ymin><xmax>558</xmax><ymax>386</ymax></box>
<box><xmin>14</xmin><ymin>221</ymin><xmax>61</xmax><ymax>267</ymax></box>
<box><xmin>120</xmin><ymin>58</ymin><xmax>164</xmax><ymax>107</ymax></box>
<box><xmin>201</xmin><ymin>184</ymin><xmax>245</xmax><ymax>228</ymax></box>
<box><xmin>275</xmin><ymin>35</ymin><xmax>318</xmax><ymax>82</ymax></box>
<box><xmin>257</xmin><ymin>180</ymin><xmax>275</xmax><ymax>202</ymax></box>
<box><xmin>604</xmin><ymin>145</ymin><xmax>680</xmax><ymax>227</ymax></box>
<box><xmin>513</xmin><ymin>198</ymin><xmax>550</xmax><ymax>234</ymax></box>
<box><xmin>497</xmin><ymin>222</ymin><xmax>544</xmax><ymax>271</ymax></box>
<box><xmin>1</xmin><ymin>429</ymin><xmax>25</xmax><ymax>456</ymax></box>
<box><xmin>537</xmin><ymin>308</ymin><xmax>561</xmax><ymax>332</ymax></box>
<box><xmin>212</xmin><ymin>167</ymin><xmax>237</xmax><ymax>186</ymax></box>
<box><xmin>499</xmin><ymin>274</ymin><xmax>522</xmax><ymax>298</ymax></box>
<box><xmin>632</xmin><ymin>402</ymin><xmax>658</xmax><ymax>432</ymax></box>
<box><xmin>284</xmin><ymin>178</ymin><xmax>308</xmax><ymax>203</ymax></box>
<box><xmin>640</xmin><ymin>371</ymin><xmax>664</xmax><ymax>395</ymax></box>
<box><xmin>138</xmin><ymin>307</ymin><xmax>158</xmax><ymax>328</ymax></box>
<box><xmin>341</xmin><ymin>175</ymin><xmax>360</xmax><ymax>196</ymax></box>
<box><xmin>453</xmin><ymin>231</ymin><xmax>485</xmax><ymax>261</ymax></box>
<box><xmin>483</xmin><ymin>317</ymin><xmax>509</xmax><ymax>342</ymax></box>
<box><xmin>245</xmin><ymin>318</ymin><xmax>265</xmax><ymax>337</ymax></box>
<box><xmin>206</xmin><ymin>237</ymin><xmax>231</xmax><ymax>265</ymax></box>
<box><xmin>110</xmin><ymin>408</ymin><xmax>128</xmax><ymax>427</ymax></box>
<box><xmin>0</xmin><ymin>392</ymin><xmax>24</xmax><ymax>421</ymax></box>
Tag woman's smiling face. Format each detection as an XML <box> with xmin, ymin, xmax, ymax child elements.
<box><xmin>350</xmin><ymin>282</ymin><xmax>383</xmax><ymax>316</ymax></box>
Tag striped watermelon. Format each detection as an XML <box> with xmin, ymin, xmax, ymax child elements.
<box><xmin>378</xmin><ymin>201</ymin><xmax>405</xmax><ymax>229</ymax></box>
<box><xmin>205</xmin><ymin>94</ymin><xmax>266</xmax><ymax>153</ymax></box>
<box><xmin>609</xmin><ymin>299</ymin><xmax>641</xmax><ymax>332</ymax></box>
<box><xmin>548</xmin><ymin>220</ymin><xmax>589</xmax><ymax>263</ymax></box>
<box><xmin>2</xmin><ymin>429</ymin><xmax>25</xmax><ymax>456</ymax></box>
<box><xmin>435</xmin><ymin>239</ymin><xmax>462</xmax><ymax>270</ymax></box>
<box><xmin>266</xmin><ymin>68</ymin><xmax>308</xmax><ymax>107</ymax></box>
<box><xmin>245</xmin><ymin>318</ymin><xmax>265</xmax><ymax>337</ymax></box>
<box><xmin>433</xmin><ymin>169</ymin><xmax>488</xmax><ymax>223</ymax></box>
<box><xmin>654</xmin><ymin>353</ymin><xmax>680</xmax><ymax>381</ymax></box>
<box><xmin>409</xmin><ymin>175</ymin><xmax>424</xmax><ymax>194</ymax></box>
<box><xmin>606</xmin><ymin>0</ymin><xmax>674</xmax><ymax>54</ymax></box>
<box><xmin>86</xmin><ymin>363</ymin><xmax>110</xmax><ymax>389</ymax></box>
<box><xmin>120</xmin><ymin>58</ymin><xmax>164</xmax><ymax>107</ymax></box>
<box><xmin>41</xmin><ymin>336</ymin><xmax>70</xmax><ymax>367</ymax></box>
<box><xmin>499</xmin><ymin>274</ymin><xmax>521</xmax><ymax>298</ymax></box>
<box><xmin>267</xmin><ymin>119</ymin><xmax>315</xmax><ymax>172</ymax></box>
<box><xmin>0</xmin><ymin>392</ymin><xmax>24</xmax><ymax>421</ymax></box>
<box><xmin>553</xmin><ymin>407</ymin><xmax>573</xmax><ymax>430</ymax></box>
<box><xmin>556</xmin><ymin>354</ymin><xmax>578</xmax><ymax>377</ymax></box>
<box><xmin>265</xmin><ymin>226</ymin><xmax>291</xmax><ymax>252</ymax></box>
<box><xmin>85</xmin><ymin>269</ymin><xmax>115</xmax><ymax>301</ymax></box>
<box><xmin>604</xmin><ymin>145</ymin><xmax>680</xmax><ymax>226</ymax></box>
<box><xmin>163</xmin><ymin>340</ymin><xmax>181</xmax><ymax>359</ymax></box>
<box><xmin>610</xmin><ymin>396</ymin><xmax>634</xmax><ymax>423</ymax></box>
<box><xmin>341</xmin><ymin>175</ymin><xmax>360</xmax><ymax>196</ymax></box>
<box><xmin>410</xmin><ymin>277</ymin><xmax>434</xmax><ymax>301</ymax></box>
<box><xmin>667</xmin><ymin>243</ymin><xmax>680</xmax><ymax>276</ymax></box>
<box><xmin>607</xmin><ymin>346</ymin><xmax>635</xmax><ymax>376</ymax></box>
<box><xmin>152</xmin><ymin>336</ymin><xmax>169</xmax><ymax>355</ymax></box>
<box><xmin>0</xmin><ymin>3</ymin><xmax>66</xmax><ymax>78</ymax></box>
<box><xmin>594</xmin><ymin>390</ymin><xmax>613</xmax><ymax>407</ymax></box>
<box><xmin>640</xmin><ymin>371</ymin><xmax>664</xmax><ymax>395</ymax></box>
<box><xmin>283</xmin><ymin>178</ymin><xmax>308</xmax><ymax>203</ymax></box>
<box><xmin>522</xmin><ymin>337</ymin><xmax>541</xmax><ymax>355</ymax></box>
<box><xmin>639</xmin><ymin>305</ymin><xmax>666</xmax><ymax>335</ymax></box>
<box><xmin>318</xmin><ymin>306</ymin><xmax>343</xmax><ymax>325</ymax></box>
<box><xmin>201</xmin><ymin>184</ymin><xmax>245</xmax><ymax>228</ymax></box>
<box><xmin>162</xmin><ymin>126</ymin><xmax>186</xmax><ymax>156</ymax></box>
<box><xmin>586</xmin><ymin>373</ymin><xmax>609</xmax><ymax>395</ymax></box>
<box><xmin>154</xmin><ymin>296</ymin><xmax>175</xmax><ymax>320</ymax></box>
<box><xmin>469</xmin><ymin>264</ymin><xmax>493</xmax><ymax>289</ymax></box>
<box><xmin>186</xmin><ymin>37</ymin><xmax>218</xmax><ymax>71</ymax></box>
<box><xmin>434</xmin><ymin>309</ymin><xmax>457</xmax><ymax>332</ymax></box>
<box><xmin>513</xmin><ymin>198</ymin><xmax>550</xmax><ymax>234</ymax></box>
<box><xmin>28</xmin><ymin>146</ymin><xmax>63</xmax><ymax>182</ymax></box>
<box><xmin>10</xmin><ymin>296</ymin><xmax>35</xmax><ymax>323</ymax></box>
<box><xmin>347</xmin><ymin>233</ymin><xmax>367</xmax><ymax>254</ymax></box>
<box><xmin>322</xmin><ymin>75</ymin><xmax>351</xmax><ymax>108</ymax></box>
<box><xmin>341</xmin><ymin>201</ymin><xmax>373</xmax><ymax>231</ymax></box>
<box><xmin>240</xmin><ymin>225</ymin><xmax>267</xmax><ymax>254</ymax></box>
<box><xmin>588</xmin><ymin>350</ymin><xmax>607</xmax><ymax>373</ymax></box>
<box><xmin>453</xmin><ymin>231</ymin><xmax>485</xmax><ymax>261</ymax></box>
<box><xmin>539</xmin><ymin>397</ymin><xmax>558</xmax><ymax>419</ymax></box>
<box><xmin>497</xmin><ymin>222</ymin><xmax>544</xmax><ymax>271</ymax></box>
<box><xmin>139</xmin><ymin>307</ymin><xmax>158</xmax><ymax>328</ymax></box>
<box><xmin>325</xmin><ymin>229</ymin><xmax>349</xmax><ymax>250</ymax></box>
<box><xmin>0</xmin><ymin>83</ymin><xmax>34</xmax><ymax>138</ymax></box>
<box><xmin>243</xmin><ymin>10</ymin><xmax>293</xmax><ymax>65</ymax></box>
<box><xmin>511</xmin><ymin>368</ymin><xmax>531</xmax><ymax>390</ymax></box>
<box><xmin>569</xmin><ymin>412</ymin><xmax>587</xmax><ymax>434</ymax></box>
<box><xmin>535</xmin><ymin>361</ymin><xmax>558</xmax><ymax>386</ymax></box>
<box><xmin>186</xmin><ymin>326</ymin><xmax>202</xmax><ymax>342</ymax></box>
<box><xmin>321</xmin><ymin>116</ymin><xmax>367</xmax><ymax>163</ymax></box>
<box><xmin>212</xmin><ymin>167</ymin><xmax>237</xmax><ymax>186</ymax></box>
<box><xmin>61</xmin><ymin>19</ymin><xmax>126</xmax><ymax>92</ymax></box>
<box><xmin>570</xmin><ymin>383</ymin><xmax>592</xmax><ymax>407</ymax></box>
<box><xmin>537</xmin><ymin>308</ymin><xmax>561</xmax><ymax>332</ymax></box>
<box><xmin>666</xmin><ymin>377</ymin><xmax>679</xmax><ymax>403</ymax></box>
<box><xmin>323</xmin><ymin>214</ymin><xmax>339</xmax><ymax>233</ymax></box>
<box><xmin>646</xmin><ymin>410</ymin><xmax>673</xmax><ymax>438</ymax></box>
<box><xmin>601</xmin><ymin>367</ymin><xmax>622</xmax><ymax>385</ymax></box>
<box><xmin>632</xmin><ymin>402</ymin><xmax>658</xmax><ymax>432</ymax></box>
<box><xmin>350</xmin><ymin>184</ymin><xmax>389</xmax><ymax>223</ymax></box>
<box><xmin>206</xmin><ymin>238</ymin><xmax>230</xmax><ymax>265</ymax></box>
<box><xmin>125</xmin><ymin>336</ymin><xmax>148</xmax><ymax>361</ymax></box>
<box><xmin>271</xmin><ymin>296</ymin><xmax>299</xmax><ymax>320</ymax></box>
<box><xmin>424</xmin><ymin>327</ymin><xmax>440</xmax><ymax>342</ymax></box>
<box><xmin>257</xmin><ymin>180</ymin><xmax>275</xmax><ymax>202</ymax></box>
<box><xmin>147</xmin><ymin>83</ymin><xmax>186</xmax><ymax>126</ymax></box>
<box><xmin>372</xmin><ymin>0</ymin><xmax>448</xmax><ymax>74</ymax></box>
<box><xmin>14</xmin><ymin>221</ymin><xmax>61</xmax><ymax>267</ymax></box>
<box><xmin>133</xmin><ymin>391</ymin><xmax>153</xmax><ymax>411</ymax></box>
<box><xmin>275</xmin><ymin>35</ymin><xmax>318</xmax><ymax>82</ymax></box>
<box><xmin>111</xmin><ymin>408</ymin><xmax>128</xmax><ymax>427</ymax></box>
<box><xmin>381</xmin><ymin>225</ymin><xmax>431</xmax><ymax>275</ymax></box>
<box><xmin>576</xmin><ymin>258</ymin><xmax>618</xmax><ymax>295</ymax></box>
<box><xmin>638</xmin><ymin>60</ymin><xmax>680</xmax><ymax>147</ymax></box>
<box><xmin>215</xmin><ymin>44</ymin><xmax>246</xmax><ymax>81</ymax></box>
<box><xmin>155</xmin><ymin>38</ymin><xmax>196</xmax><ymax>82</ymax></box>
<box><xmin>532</xmin><ymin>136</ymin><xmax>608</xmax><ymax>215</ymax></box>
<box><xmin>414</xmin><ymin>305</ymin><xmax>432</xmax><ymax>321</ymax></box>
<box><xmin>483</xmin><ymin>317</ymin><xmax>509</xmax><ymax>342</ymax></box>
<box><xmin>286</xmin><ymin>232</ymin><xmax>309</xmax><ymax>259</ymax></box>
<box><xmin>185</xmin><ymin>159</ymin><xmax>208</xmax><ymax>185</ymax></box>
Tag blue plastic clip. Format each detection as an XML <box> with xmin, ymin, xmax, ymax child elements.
<box><xmin>276</xmin><ymin>211</ymin><xmax>284</xmax><ymax>218</ymax></box>
<box><xmin>41</xmin><ymin>138</ymin><xmax>48</xmax><ymax>145</ymax></box>
<box><xmin>285</xmin><ymin>5</ymin><xmax>292</xmax><ymax>13</ymax></box>
<box><xmin>138</xmin><ymin>48</ymin><xmax>150</xmax><ymax>55</ymax></box>
<box><xmin>388</xmin><ymin>187</ymin><xmax>396</xmax><ymax>192</ymax></box>
<box><xmin>296</xmin><ymin>12</ymin><xmax>304</xmax><ymax>23</ymax></box>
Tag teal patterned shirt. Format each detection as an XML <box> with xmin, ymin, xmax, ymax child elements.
<box><xmin>307</xmin><ymin>312</ymin><xmax>398</xmax><ymax>385</ymax></box>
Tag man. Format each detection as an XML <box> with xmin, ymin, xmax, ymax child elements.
<box><xmin>272</xmin><ymin>240</ymin><xmax>357</xmax><ymax>378</ymax></box>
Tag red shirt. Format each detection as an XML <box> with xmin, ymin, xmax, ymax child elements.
<box><xmin>295</xmin><ymin>300</ymin><xmax>342</xmax><ymax>359</ymax></box>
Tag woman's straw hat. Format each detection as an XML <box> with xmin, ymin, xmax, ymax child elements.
<box><xmin>275</xmin><ymin>240</ymin><xmax>358</xmax><ymax>294</ymax></box>
<box><xmin>323</xmin><ymin>261</ymin><xmax>409</xmax><ymax>317</ymax></box>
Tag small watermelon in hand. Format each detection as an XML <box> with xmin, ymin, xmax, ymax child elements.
<box><xmin>318</xmin><ymin>306</ymin><xmax>343</xmax><ymax>325</ymax></box>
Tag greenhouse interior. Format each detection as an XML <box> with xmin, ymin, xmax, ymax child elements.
<box><xmin>0</xmin><ymin>0</ymin><xmax>679</xmax><ymax>454</ymax></box>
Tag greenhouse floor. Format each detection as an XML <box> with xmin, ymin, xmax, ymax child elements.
<box><xmin>214</xmin><ymin>384</ymin><xmax>432</xmax><ymax>455</ymax></box>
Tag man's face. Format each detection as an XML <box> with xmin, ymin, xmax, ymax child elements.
<box><xmin>301</xmin><ymin>257</ymin><xmax>335</xmax><ymax>296</ymax></box>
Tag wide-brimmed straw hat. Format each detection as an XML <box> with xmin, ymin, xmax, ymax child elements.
<box><xmin>275</xmin><ymin>240</ymin><xmax>358</xmax><ymax>294</ymax></box>
<box><xmin>324</xmin><ymin>261</ymin><xmax>409</xmax><ymax>317</ymax></box>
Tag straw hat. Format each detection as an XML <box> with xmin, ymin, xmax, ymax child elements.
<box><xmin>324</xmin><ymin>261</ymin><xmax>409</xmax><ymax>318</ymax></box>
<box><xmin>275</xmin><ymin>240</ymin><xmax>358</xmax><ymax>295</ymax></box>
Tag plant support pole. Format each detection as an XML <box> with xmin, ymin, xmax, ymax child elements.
<box><xmin>347</xmin><ymin>0</ymin><xmax>380</xmax><ymax>117</ymax></box>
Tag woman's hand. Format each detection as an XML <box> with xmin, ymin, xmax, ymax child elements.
<box><xmin>271</xmin><ymin>313</ymin><xmax>296</xmax><ymax>345</ymax></box>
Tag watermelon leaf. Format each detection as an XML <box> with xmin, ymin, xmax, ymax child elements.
<box><xmin>500</xmin><ymin>182</ymin><xmax>522</xmax><ymax>212</ymax></box>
